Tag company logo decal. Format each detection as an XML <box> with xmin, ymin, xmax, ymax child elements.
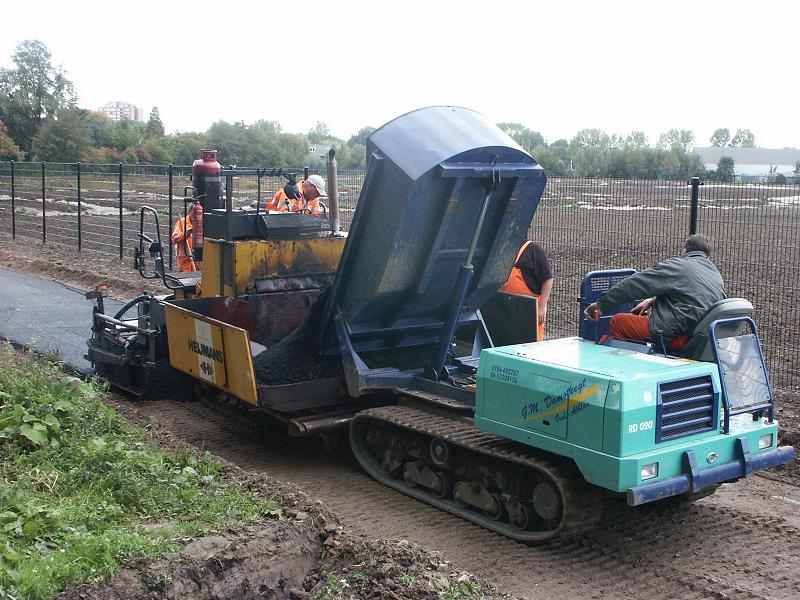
<box><xmin>187</xmin><ymin>338</ymin><xmax>224</xmax><ymax>363</ymax></box>
<box><xmin>515</xmin><ymin>377</ymin><xmax>600</xmax><ymax>422</ymax></box>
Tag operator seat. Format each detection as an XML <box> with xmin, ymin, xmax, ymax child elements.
<box><xmin>677</xmin><ymin>298</ymin><xmax>753</xmax><ymax>361</ymax></box>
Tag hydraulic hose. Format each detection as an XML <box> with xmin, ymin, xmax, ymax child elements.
<box><xmin>113</xmin><ymin>294</ymin><xmax>149</xmax><ymax>320</ymax></box>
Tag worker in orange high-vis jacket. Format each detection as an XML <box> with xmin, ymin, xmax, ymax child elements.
<box><xmin>171</xmin><ymin>213</ymin><xmax>200</xmax><ymax>272</ymax></box>
<box><xmin>499</xmin><ymin>240</ymin><xmax>554</xmax><ymax>341</ymax></box>
<box><xmin>265</xmin><ymin>175</ymin><xmax>327</xmax><ymax>214</ymax></box>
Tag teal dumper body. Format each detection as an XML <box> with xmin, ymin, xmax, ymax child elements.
<box><xmin>475</xmin><ymin>337</ymin><xmax>792</xmax><ymax>504</ymax></box>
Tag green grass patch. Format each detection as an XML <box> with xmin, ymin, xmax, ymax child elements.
<box><xmin>0</xmin><ymin>342</ymin><xmax>281</xmax><ymax>599</ymax></box>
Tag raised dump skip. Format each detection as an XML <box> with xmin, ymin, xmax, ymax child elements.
<box><xmin>318</xmin><ymin>106</ymin><xmax>547</xmax><ymax>356</ymax></box>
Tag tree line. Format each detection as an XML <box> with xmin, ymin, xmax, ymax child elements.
<box><xmin>0</xmin><ymin>40</ymin><xmax>769</xmax><ymax>181</ymax></box>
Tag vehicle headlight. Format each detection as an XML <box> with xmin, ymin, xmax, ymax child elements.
<box><xmin>758</xmin><ymin>433</ymin><xmax>773</xmax><ymax>450</ymax></box>
<box><xmin>641</xmin><ymin>462</ymin><xmax>659</xmax><ymax>480</ymax></box>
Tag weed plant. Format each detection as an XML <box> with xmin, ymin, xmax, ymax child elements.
<box><xmin>0</xmin><ymin>342</ymin><xmax>281</xmax><ymax>599</ymax></box>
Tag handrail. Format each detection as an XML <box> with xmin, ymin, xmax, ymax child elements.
<box><xmin>709</xmin><ymin>316</ymin><xmax>775</xmax><ymax>433</ymax></box>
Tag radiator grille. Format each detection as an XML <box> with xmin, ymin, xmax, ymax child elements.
<box><xmin>657</xmin><ymin>375</ymin><xmax>716</xmax><ymax>442</ymax></box>
<box><xmin>222</xmin><ymin>244</ymin><xmax>234</xmax><ymax>287</ymax></box>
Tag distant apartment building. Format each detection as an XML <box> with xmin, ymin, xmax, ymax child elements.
<box><xmin>98</xmin><ymin>101</ymin><xmax>144</xmax><ymax>122</ymax></box>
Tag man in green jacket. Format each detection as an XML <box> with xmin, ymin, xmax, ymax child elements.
<box><xmin>584</xmin><ymin>234</ymin><xmax>726</xmax><ymax>352</ymax></box>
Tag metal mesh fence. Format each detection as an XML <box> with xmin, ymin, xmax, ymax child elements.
<box><xmin>531</xmin><ymin>178</ymin><xmax>693</xmax><ymax>339</ymax></box>
<box><xmin>0</xmin><ymin>162</ymin><xmax>797</xmax><ymax>393</ymax></box>
<box><xmin>695</xmin><ymin>182</ymin><xmax>800</xmax><ymax>395</ymax></box>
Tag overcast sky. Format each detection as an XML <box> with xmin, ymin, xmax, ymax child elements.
<box><xmin>4</xmin><ymin>0</ymin><xmax>798</xmax><ymax>149</ymax></box>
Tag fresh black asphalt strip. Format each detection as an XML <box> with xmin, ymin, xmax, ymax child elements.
<box><xmin>0</xmin><ymin>266</ymin><xmax>123</xmax><ymax>373</ymax></box>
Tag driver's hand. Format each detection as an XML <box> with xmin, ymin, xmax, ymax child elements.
<box><xmin>584</xmin><ymin>302</ymin><xmax>602</xmax><ymax>321</ymax></box>
<box><xmin>631</xmin><ymin>298</ymin><xmax>653</xmax><ymax>315</ymax></box>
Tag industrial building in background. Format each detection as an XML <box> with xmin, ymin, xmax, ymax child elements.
<box><xmin>694</xmin><ymin>147</ymin><xmax>800</xmax><ymax>182</ymax></box>
<box><xmin>98</xmin><ymin>101</ymin><xmax>144</xmax><ymax>122</ymax></box>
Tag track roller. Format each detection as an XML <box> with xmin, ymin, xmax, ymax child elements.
<box><xmin>454</xmin><ymin>481</ymin><xmax>504</xmax><ymax>520</ymax></box>
<box><xmin>403</xmin><ymin>460</ymin><xmax>448</xmax><ymax>497</ymax></box>
<box><xmin>351</xmin><ymin>405</ymin><xmax>603</xmax><ymax>542</ymax></box>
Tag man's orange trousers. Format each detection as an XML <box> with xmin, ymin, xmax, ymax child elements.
<box><xmin>609</xmin><ymin>313</ymin><xmax>688</xmax><ymax>352</ymax></box>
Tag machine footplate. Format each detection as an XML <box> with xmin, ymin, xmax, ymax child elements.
<box><xmin>350</xmin><ymin>405</ymin><xmax>603</xmax><ymax>542</ymax></box>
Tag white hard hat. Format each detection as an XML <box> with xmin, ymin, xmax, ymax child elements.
<box><xmin>306</xmin><ymin>174</ymin><xmax>327</xmax><ymax>196</ymax></box>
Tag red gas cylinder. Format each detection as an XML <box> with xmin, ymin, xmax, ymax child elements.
<box><xmin>192</xmin><ymin>149</ymin><xmax>221</xmax><ymax>211</ymax></box>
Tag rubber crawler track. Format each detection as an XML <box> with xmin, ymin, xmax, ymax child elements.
<box><xmin>350</xmin><ymin>404</ymin><xmax>604</xmax><ymax>542</ymax></box>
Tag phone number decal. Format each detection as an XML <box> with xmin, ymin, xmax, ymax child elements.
<box><xmin>490</xmin><ymin>365</ymin><xmax>519</xmax><ymax>384</ymax></box>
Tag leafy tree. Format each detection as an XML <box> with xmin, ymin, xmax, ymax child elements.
<box><xmin>573</xmin><ymin>147</ymin><xmax>609</xmax><ymax>176</ymax></box>
<box><xmin>624</xmin><ymin>131</ymin><xmax>649</xmax><ymax>150</ymax></box>
<box><xmin>496</xmin><ymin>122</ymin><xmax>545</xmax><ymax>151</ymax></box>
<box><xmin>275</xmin><ymin>132</ymin><xmax>310</xmax><ymax>166</ymax></box>
<box><xmin>141</xmin><ymin>139</ymin><xmax>173</xmax><ymax>164</ymax></box>
<box><xmin>307</xmin><ymin>121</ymin><xmax>331</xmax><ymax>143</ymax></box>
<box><xmin>709</xmin><ymin>128</ymin><xmax>730</xmax><ymax>147</ymax></box>
<box><xmin>99</xmin><ymin>119</ymin><xmax>146</xmax><ymax>151</ymax></box>
<box><xmin>347</xmin><ymin>126</ymin><xmax>375</xmax><ymax>146</ymax></box>
<box><xmin>716</xmin><ymin>156</ymin><xmax>735</xmax><ymax>182</ymax></box>
<box><xmin>206</xmin><ymin>120</ymin><xmax>252</xmax><ymax>165</ymax></box>
<box><xmin>145</xmin><ymin>106</ymin><xmax>165</xmax><ymax>138</ymax></box>
<box><xmin>572</xmin><ymin>129</ymin><xmax>611</xmax><ymax>150</ymax></box>
<box><xmin>684</xmin><ymin>152</ymin><xmax>706</xmax><ymax>179</ymax></box>
<box><xmin>657</xmin><ymin>129</ymin><xmax>694</xmax><ymax>154</ymax></box>
<box><xmin>0</xmin><ymin>120</ymin><xmax>24</xmax><ymax>160</ymax></box>
<box><xmin>82</xmin><ymin>145</ymin><xmax>126</xmax><ymax>163</ymax></box>
<box><xmin>161</xmin><ymin>132</ymin><xmax>207</xmax><ymax>165</ymax></box>
<box><xmin>135</xmin><ymin>146</ymin><xmax>154</xmax><ymax>163</ymax></box>
<box><xmin>0</xmin><ymin>40</ymin><xmax>76</xmax><ymax>160</ymax></box>
<box><xmin>532</xmin><ymin>144</ymin><xmax>567</xmax><ymax>176</ymax></box>
<box><xmin>730</xmin><ymin>128</ymin><xmax>755</xmax><ymax>148</ymax></box>
<box><xmin>769</xmin><ymin>172</ymin><xmax>786</xmax><ymax>184</ymax></box>
<box><xmin>794</xmin><ymin>161</ymin><xmax>800</xmax><ymax>179</ymax></box>
<box><xmin>36</xmin><ymin>108</ymin><xmax>91</xmax><ymax>162</ymax></box>
<box><xmin>608</xmin><ymin>134</ymin><xmax>625</xmax><ymax>150</ymax></box>
<box><xmin>254</xmin><ymin>120</ymin><xmax>282</xmax><ymax>135</ymax></box>
<box><xmin>204</xmin><ymin>120</ymin><xmax>309</xmax><ymax>167</ymax></box>
<box><xmin>84</xmin><ymin>111</ymin><xmax>112</xmax><ymax>146</ymax></box>
<box><xmin>342</xmin><ymin>143</ymin><xmax>367</xmax><ymax>169</ymax></box>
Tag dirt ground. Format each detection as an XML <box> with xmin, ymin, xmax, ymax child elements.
<box><xmin>57</xmin><ymin>394</ymin><xmax>508</xmax><ymax>600</ymax></box>
<box><xmin>107</xmin><ymin>394</ymin><xmax>800</xmax><ymax>600</ymax></box>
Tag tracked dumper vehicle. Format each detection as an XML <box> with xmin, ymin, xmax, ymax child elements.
<box><xmin>87</xmin><ymin>106</ymin><xmax>794</xmax><ymax>541</ymax></box>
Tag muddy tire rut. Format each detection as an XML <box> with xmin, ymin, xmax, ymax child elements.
<box><xmin>121</xmin><ymin>396</ymin><xmax>800</xmax><ymax>600</ymax></box>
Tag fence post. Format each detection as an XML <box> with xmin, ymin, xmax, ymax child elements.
<box><xmin>77</xmin><ymin>162</ymin><xmax>82</xmax><ymax>251</ymax></box>
<box><xmin>257</xmin><ymin>169</ymin><xmax>262</xmax><ymax>208</ymax></box>
<box><xmin>689</xmin><ymin>176</ymin><xmax>701</xmax><ymax>235</ymax></box>
<box><xmin>41</xmin><ymin>161</ymin><xmax>46</xmax><ymax>243</ymax></box>
<box><xmin>168</xmin><ymin>164</ymin><xmax>173</xmax><ymax>270</ymax></box>
<box><xmin>10</xmin><ymin>161</ymin><xmax>15</xmax><ymax>239</ymax></box>
<box><xmin>118</xmin><ymin>163</ymin><xmax>123</xmax><ymax>261</ymax></box>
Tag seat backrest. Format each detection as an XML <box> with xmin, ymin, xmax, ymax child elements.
<box><xmin>579</xmin><ymin>269</ymin><xmax>637</xmax><ymax>340</ymax></box>
<box><xmin>680</xmin><ymin>298</ymin><xmax>753</xmax><ymax>361</ymax></box>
